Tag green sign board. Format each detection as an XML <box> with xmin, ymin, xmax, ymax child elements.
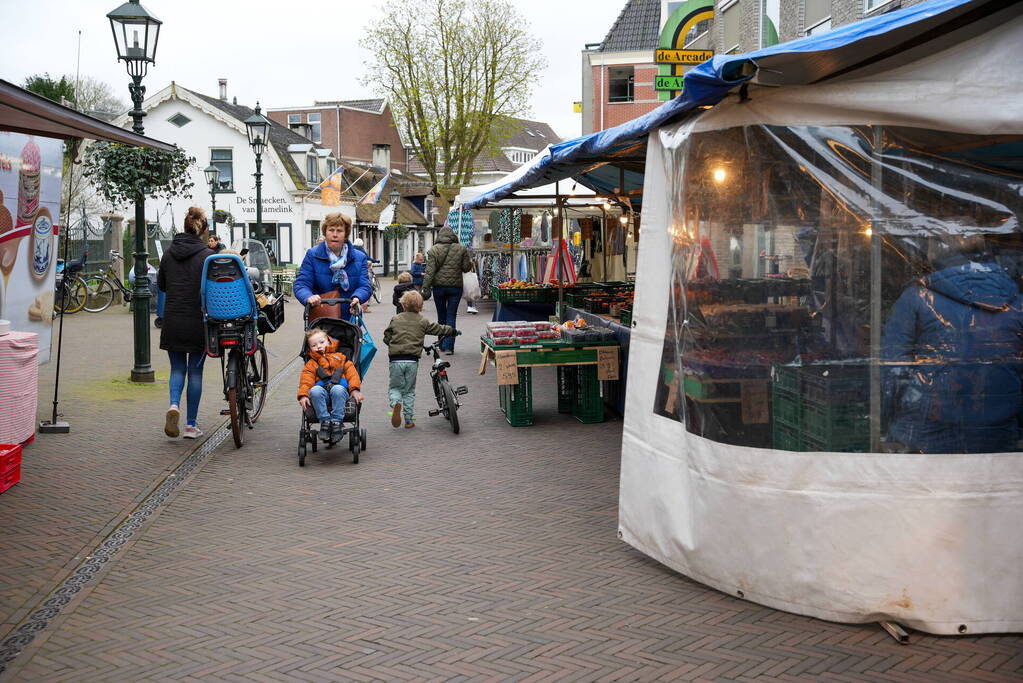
<box><xmin>656</xmin><ymin>0</ymin><xmax>715</xmax><ymax>100</ymax></box>
<box><xmin>654</xmin><ymin>75</ymin><xmax>687</xmax><ymax>91</ymax></box>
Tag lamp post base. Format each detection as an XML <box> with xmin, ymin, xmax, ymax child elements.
<box><xmin>39</xmin><ymin>420</ymin><xmax>71</xmax><ymax>434</ymax></box>
<box><xmin>131</xmin><ymin>368</ymin><xmax>155</xmax><ymax>383</ymax></box>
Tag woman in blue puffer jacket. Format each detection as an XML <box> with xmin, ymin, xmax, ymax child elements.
<box><xmin>294</xmin><ymin>213</ymin><xmax>371</xmax><ymax>321</ymax></box>
<box><xmin>882</xmin><ymin>248</ymin><xmax>1023</xmax><ymax>453</ymax></box>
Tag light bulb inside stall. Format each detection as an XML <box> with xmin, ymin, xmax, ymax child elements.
<box><xmin>602</xmin><ymin>201</ymin><xmax>611</xmax><ymax>211</ymax></box>
<box><xmin>712</xmin><ymin>168</ymin><xmax>727</xmax><ymax>184</ymax></box>
<box><xmin>619</xmin><ymin>215</ymin><xmax>628</xmax><ymax>225</ymax></box>
<box><xmin>864</xmin><ymin>227</ymin><xmax>873</xmax><ymax>236</ymax></box>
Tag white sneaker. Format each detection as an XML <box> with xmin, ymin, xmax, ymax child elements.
<box><xmin>182</xmin><ymin>425</ymin><xmax>203</xmax><ymax>439</ymax></box>
<box><xmin>467</xmin><ymin>305</ymin><xmax>478</xmax><ymax>314</ymax></box>
<box><xmin>164</xmin><ymin>406</ymin><xmax>180</xmax><ymax>438</ymax></box>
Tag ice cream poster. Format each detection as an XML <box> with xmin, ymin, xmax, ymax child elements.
<box><xmin>0</xmin><ymin>132</ymin><xmax>62</xmax><ymax>363</ymax></box>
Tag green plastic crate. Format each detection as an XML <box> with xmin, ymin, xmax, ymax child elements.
<box><xmin>801</xmin><ymin>400</ymin><xmax>868</xmax><ymax>447</ymax></box>
<box><xmin>494</xmin><ymin>287</ymin><xmax>553</xmax><ymax>303</ymax></box>
<box><xmin>773</xmin><ymin>364</ymin><xmax>801</xmax><ymax>394</ymax></box>
<box><xmin>572</xmin><ymin>365</ymin><xmax>604</xmax><ymax>423</ymax></box>
<box><xmin>772</xmin><ymin>422</ymin><xmax>804</xmax><ymax>451</ymax></box>
<box><xmin>499</xmin><ymin>368</ymin><xmax>534</xmax><ymax>426</ymax></box>
<box><xmin>618</xmin><ymin>309</ymin><xmax>632</xmax><ymax>327</ymax></box>
<box><xmin>565</xmin><ymin>292</ymin><xmax>591</xmax><ymax>307</ymax></box>
<box><xmin>771</xmin><ymin>386</ymin><xmax>801</xmax><ymax>429</ymax></box>
<box><xmin>557</xmin><ymin>365</ymin><xmax>576</xmax><ymax>414</ymax></box>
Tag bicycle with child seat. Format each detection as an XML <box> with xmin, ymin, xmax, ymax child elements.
<box><xmin>204</xmin><ymin>256</ymin><xmax>284</xmax><ymax>448</ymax></box>
<box><xmin>81</xmin><ymin>250</ymin><xmax>135</xmax><ymax>313</ymax></box>
<box><xmin>424</xmin><ymin>340</ymin><xmax>468</xmax><ymax>434</ymax></box>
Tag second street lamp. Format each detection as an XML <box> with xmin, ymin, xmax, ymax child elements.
<box><xmin>389</xmin><ymin>188</ymin><xmax>401</xmax><ymax>278</ymax></box>
<box><xmin>244</xmin><ymin>103</ymin><xmax>271</xmax><ymax>245</ymax></box>
<box><xmin>204</xmin><ymin>165</ymin><xmax>220</xmax><ymax>236</ymax></box>
<box><xmin>108</xmin><ymin>0</ymin><xmax>161</xmax><ymax>383</ymax></box>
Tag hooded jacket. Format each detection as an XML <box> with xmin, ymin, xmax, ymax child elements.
<box><xmin>158</xmin><ymin>232</ymin><xmax>214</xmax><ymax>353</ymax></box>
<box><xmin>297</xmin><ymin>337</ymin><xmax>361</xmax><ymax>399</ymax></box>
<box><xmin>383</xmin><ymin>312</ymin><xmax>455</xmax><ymax>359</ymax></box>
<box><xmin>422</xmin><ymin>227</ymin><xmax>471</xmax><ymax>291</ymax></box>
<box><xmin>882</xmin><ymin>258</ymin><xmax>1023</xmax><ymax>453</ymax></box>
<box><xmin>294</xmin><ymin>240</ymin><xmax>372</xmax><ymax>313</ymax></box>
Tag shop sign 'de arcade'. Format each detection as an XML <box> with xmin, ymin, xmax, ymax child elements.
<box><xmin>656</xmin><ymin>0</ymin><xmax>715</xmax><ymax>96</ymax></box>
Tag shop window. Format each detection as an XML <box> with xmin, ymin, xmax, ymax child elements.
<box><xmin>653</xmin><ymin>123</ymin><xmax>1023</xmax><ymax>455</ymax></box>
<box><xmin>210</xmin><ymin>148</ymin><xmax>233</xmax><ymax>192</ymax></box>
<box><xmin>307</xmin><ymin>113</ymin><xmax>321</xmax><ymax>143</ymax></box>
<box><xmin>608</xmin><ymin>67</ymin><xmax>634</xmax><ymax>103</ymax></box>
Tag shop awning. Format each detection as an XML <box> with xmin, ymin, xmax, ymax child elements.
<box><xmin>463</xmin><ymin>0</ymin><xmax>1012</xmax><ymax>209</ymax></box>
<box><xmin>0</xmin><ymin>79</ymin><xmax>174</xmax><ymax>150</ymax></box>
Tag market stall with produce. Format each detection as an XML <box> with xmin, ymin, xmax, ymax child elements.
<box><xmin>479</xmin><ymin>317</ymin><xmax>619</xmax><ymax>426</ymax></box>
<box><xmin>462</xmin><ymin>0</ymin><xmax>1023</xmax><ymax>635</ymax></box>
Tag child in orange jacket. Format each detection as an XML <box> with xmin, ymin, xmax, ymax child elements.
<box><xmin>298</xmin><ymin>328</ymin><xmax>363</xmax><ymax>441</ymax></box>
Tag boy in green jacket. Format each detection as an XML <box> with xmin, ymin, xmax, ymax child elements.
<box><xmin>383</xmin><ymin>289</ymin><xmax>460</xmax><ymax>428</ymax></box>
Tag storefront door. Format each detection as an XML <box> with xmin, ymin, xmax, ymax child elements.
<box><xmin>248</xmin><ymin>222</ymin><xmax>278</xmax><ymax>266</ymax></box>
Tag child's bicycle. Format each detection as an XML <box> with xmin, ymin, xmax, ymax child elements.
<box><xmin>423</xmin><ymin>340</ymin><xmax>468</xmax><ymax>433</ymax></box>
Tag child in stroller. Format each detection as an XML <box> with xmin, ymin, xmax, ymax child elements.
<box><xmin>296</xmin><ymin>309</ymin><xmax>368</xmax><ymax>466</ymax></box>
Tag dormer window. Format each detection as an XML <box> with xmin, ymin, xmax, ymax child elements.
<box><xmin>306</xmin><ymin>155</ymin><xmax>319</xmax><ymax>183</ymax></box>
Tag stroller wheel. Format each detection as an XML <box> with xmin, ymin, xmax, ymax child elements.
<box><xmin>360</xmin><ymin>428</ymin><xmax>367</xmax><ymax>452</ymax></box>
<box><xmin>298</xmin><ymin>432</ymin><xmax>306</xmax><ymax>467</ymax></box>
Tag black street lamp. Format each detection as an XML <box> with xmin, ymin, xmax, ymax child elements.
<box><xmin>244</xmin><ymin>103</ymin><xmax>271</xmax><ymax>244</ymax></box>
<box><xmin>389</xmin><ymin>188</ymin><xmax>401</xmax><ymax>278</ymax></box>
<box><xmin>204</xmin><ymin>165</ymin><xmax>220</xmax><ymax>235</ymax></box>
<box><xmin>108</xmin><ymin>0</ymin><xmax>161</xmax><ymax>383</ymax></box>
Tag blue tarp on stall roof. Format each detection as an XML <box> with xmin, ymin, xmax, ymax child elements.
<box><xmin>463</xmin><ymin>0</ymin><xmax>1004</xmax><ymax>209</ymax></box>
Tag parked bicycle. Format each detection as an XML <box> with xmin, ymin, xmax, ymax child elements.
<box><xmin>368</xmin><ymin>267</ymin><xmax>382</xmax><ymax>304</ymax></box>
<box><xmin>202</xmin><ymin>253</ymin><xmax>285</xmax><ymax>447</ymax></box>
<box><xmin>424</xmin><ymin>340</ymin><xmax>468</xmax><ymax>433</ymax></box>
<box><xmin>82</xmin><ymin>250</ymin><xmax>135</xmax><ymax>312</ymax></box>
<box><xmin>53</xmin><ymin>252</ymin><xmax>88</xmax><ymax>315</ymax></box>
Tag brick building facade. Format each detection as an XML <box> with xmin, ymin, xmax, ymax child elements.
<box><xmin>582</xmin><ymin>0</ymin><xmax>931</xmax><ymax>136</ymax></box>
<box><xmin>266</xmin><ymin>100</ymin><xmax>407</xmax><ymax>171</ymax></box>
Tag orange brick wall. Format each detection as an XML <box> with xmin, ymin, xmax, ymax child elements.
<box><xmin>590</xmin><ymin>62</ymin><xmax>663</xmax><ymax>132</ymax></box>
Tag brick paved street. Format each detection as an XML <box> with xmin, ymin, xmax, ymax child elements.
<box><xmin>1</xmin><ymin>282</ymin><xmax>1021</xmax><ymax>681</ymax></box>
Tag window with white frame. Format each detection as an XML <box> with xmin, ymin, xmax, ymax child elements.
<box><xmin>720</xmin><ymin>0</ymin><xmax>742</xmax><ymax>53</ymax></box>
<box><xmin>805</xmin><ymin>17</ymin><xmax>831</xmax><ymax>35</ymax></box>
<box><xmin>804</xmin><ymin>0</ymin><xmax>830</xmax><ymax>32</ymax></box>
<box><xmin>306</xmin><ymin>155</ymin><xmax>319</xmax><ymax>183</ymax></box>
<box><xmin>287</xmin><ymin>114</ymin><xmax>301</xmax><ymax>125</ymax></box>
<box><xmin>608</xmin><ymin>66</ymin><xmax>634</xmax><ymax>103</ymax></box>
<box><xmin>307</xmin><ymin>113</ymin><xmax>321</xmax><ymax>143</ymax></box>
<box><xmin>865</xmin><ymin>0</ymin><xmax>898</xmax><ymax>13</ymax></box>
<box><xmin>210</xmin><ymin>148</ymin><xmax>233</xmax><ymax>192</ymax></box>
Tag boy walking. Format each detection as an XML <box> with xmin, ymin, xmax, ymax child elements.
<box><xmin>383</xmin><ymin>290</ymin><xmax>459</xmax><ymax>428</ymax></box>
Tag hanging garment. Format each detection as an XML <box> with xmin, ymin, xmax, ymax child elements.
<box><xmin>446</xmin><ymin>207</ymin><xmax>475</xmax><ymax>248</ymax></box>
<box><xmin>496</xmin><ymin>208</ymin><xmax>522</xmax><ymax>244</ymax></box>
<box><xmin>539</xmin><ymin>212</ymin><xmax>550</xmax><ymax>243</ymax></box>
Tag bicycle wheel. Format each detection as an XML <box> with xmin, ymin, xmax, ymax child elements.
<box><xmin>82</xmin><ymin>276</ymin><xmax>114</xmax><ymax>312</ymax></box>
<box><xmin>372</xmin><ymin>275</ymin><xmax>381</xmax><ymax>303</ymax></box>
<box><xmin>227</xmin><ymin>353</ymin><xmax>244</xmax><ymax>447</ymax></box>
<box><xmin>440</xmin><ymin>378</ymin><xmax>459</xmax><ymax>434</ymax></box>
<box><xmin>245</xmin><ymin>342</ymin><xmax>269</xmax><ymax>422</ymax></box>
<box><xmin>56</xmin><ymin>276</ymin><xmax>88</xmax><ymax>314</ymax></box>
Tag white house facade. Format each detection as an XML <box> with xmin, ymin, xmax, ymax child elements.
<box><xmin>117</xmin><ymin>82</ymin><xmax>355</xmax><ymax>266</ymax></box>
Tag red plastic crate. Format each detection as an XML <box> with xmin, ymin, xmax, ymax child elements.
<box><xmin>0</xmin><ymin>444</ymin><xmax>22</xmax><ymax>494</ymax></box>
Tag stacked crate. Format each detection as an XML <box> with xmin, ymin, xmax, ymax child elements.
<box><xmin>771</xmin><ymin>364</ymin><xmax>869</xmax><ymax>452</ymax></box>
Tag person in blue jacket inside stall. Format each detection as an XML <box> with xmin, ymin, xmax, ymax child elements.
<box><xmin>294</xmin><ymin>213</ymin><xmax>370</xmax><ymax>321</ymax></box>
<box><xmin>882</xmin><ymin>236</ymin><xmax>1023</xmax><ymax>454</ymax></box>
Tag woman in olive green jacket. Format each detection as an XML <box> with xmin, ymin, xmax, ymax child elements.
<box><xmin>422</xmin><ymin>227</ymin><xmax>472</xmax><ymax>354</ymax></box>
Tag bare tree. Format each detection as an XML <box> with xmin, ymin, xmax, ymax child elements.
<box><xmin>70</xmin><ymin>75</ymin><xmax>126</xmax><ymax>120</ymax></box>
<box><xmin>363</xmin><ymin>0</ymin><xmax>546</xmax><ymax>198</ymax></box>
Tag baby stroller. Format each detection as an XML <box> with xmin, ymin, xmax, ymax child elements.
<box><xmin>298</xmin><ymin>298</ymin><xmax>368</xmax><ymax>466</ymax></box>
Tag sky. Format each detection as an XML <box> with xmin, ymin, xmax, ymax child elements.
<box><xmin>1</xmin><ymin>0</ymin><xmax>631</xmax><ymax>142</ymax></box>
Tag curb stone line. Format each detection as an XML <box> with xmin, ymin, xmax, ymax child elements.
<box><xmin>0</xmin><ymin>356</ymin><xmax>301</xmax><ymax>676</ymax></box>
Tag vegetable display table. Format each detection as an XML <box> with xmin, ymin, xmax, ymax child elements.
<box><xmin>479</xmin><ymin>336</ymin><xmax>620</xmax><ymax>426</ymax></box>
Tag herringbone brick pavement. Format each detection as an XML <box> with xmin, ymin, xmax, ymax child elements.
<box><xmin>4</xmin><ymin>289</ymin><xmax>1021</xmax><ymax>681</ymax></box>
<box><xmin>0</xmin><ymin>299</ymin><xmax>307</xmax><ymax>636</ymax></box>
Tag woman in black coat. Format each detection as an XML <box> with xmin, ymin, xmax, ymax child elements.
<box><xmin>158</xmin><ymin>207</ymin><xmax>214</xmax><ymax>439</ymax></box>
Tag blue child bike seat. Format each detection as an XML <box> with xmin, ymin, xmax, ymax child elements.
<box><xmin>201</xmin><ymin>254</ymin><xmax>258</xmax><ymax>321</ymax></box>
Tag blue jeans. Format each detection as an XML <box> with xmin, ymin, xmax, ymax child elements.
<box><xmin>433</xmin><ymin>285</ymin><xmax>462</xmax><ymax>351</ymax></box>
<box><xmin>168</xmin><ymin>351</ymin><xmax>206</xmax><ymax>426</ymax></box>
<box><xmin>309</xmin><ymin>384</ymin><xmax>350</xmax><ymax>423</ymax></box>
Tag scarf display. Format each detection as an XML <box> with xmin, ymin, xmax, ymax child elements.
<box><xmin>446</xmin><ymin>207</ymin><xmax>476</xmax><ymax>248</ymax></box>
